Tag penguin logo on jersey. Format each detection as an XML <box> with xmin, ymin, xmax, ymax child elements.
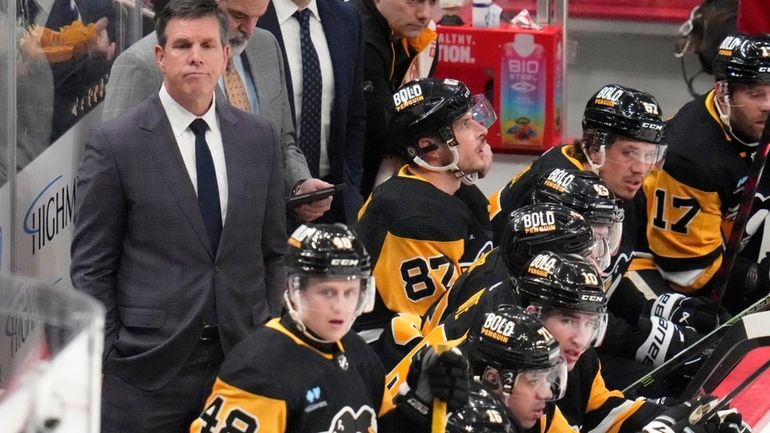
<box><xmin>326</xmin><ymin>406</ymin><xmax>376</xmax><ymax>433</ymax></box>
<box><xmin>336</xmin><ymin>353</ymin><xmax>349</xmax><ymax>371</ymax></box>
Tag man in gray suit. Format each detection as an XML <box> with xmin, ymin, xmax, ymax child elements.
<box><xmin>70</xmin><ymin>0</ymin><xmax>285</xmax><ymax>430</ymax></box>
<box><xmin>102</xmin><ymin>0</ymin><xmax>333</xmax><ymax>222</ymax></box>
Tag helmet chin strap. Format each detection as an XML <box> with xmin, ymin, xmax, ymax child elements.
<box><xmin>284</xmin><ymin>291</ymin><xmax>341</xmax><ymax>344</ymax></box>
<box><xmin>413</xmin><ymin>145</ymin><xmax>478</xmax><ymax>185</ymax></box>
<box><xmin>581</xmin><ymin>144</ymin><xmax>606</xmax><ymax>175</ymax></box>
<box><xmin>714</xmin><ymin>87</ymin><xmax>759</xmax><ymax>148</ymax></box>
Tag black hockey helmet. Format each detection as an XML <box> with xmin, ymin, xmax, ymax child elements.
<box><xmin>532</xmin><ymin>168</ymin><xmax>623</xmax><ymax>270</ymax></box>
<box><xmin>499</xmin><ymin>203</ymin><xmax>594</xmax><ymax>274</ymax></box>
<box><xmin>286</xmin><ymin>223</ymin><xmax>371</xmax><ymax>278</ymax></box>
<box><xmin>389</xmin><ymin>78</ymin><xmax>471</xmax><ymax>160</ymax></box>
<box><xmin>518</xmin><ymin>251</ymin><xmax>608</xmax><ymax>347</ymax></box>
<box><xmin>532</xmin><ymin>169</ymin><xmax>618</xmax><ymax>226</ymax></box>
<box><xmin>285</xmin><ymin>224</ymin><xmax>376</xmax><ymax>341</ymax></box>
<box><xmin>582</xmin><ymin>84</ymin><xmax>665</xmax><ymax>145</ymax></box>
<box><xmin>467</xmin><ymin>304</ymin><xmax>567</xmax><ymax>400</ymax></box>
<box><xmin>519</xmin><ymin>251</ymin><xmax>606</xmax><ymax>315</ymax></box>
<box><xmin>389</xmin><ymin>78</ymin><xmax>496</xmax><ymax>161</ymax></box>
<box><xmin>447</xmin><ymin>381</ymin><xmax>517</xmax><ymax>433</ymax></box>
<box><xmin>712</xmin><ymin>33</ymin><xmax>770</xmax><ymax>85</ymax></box>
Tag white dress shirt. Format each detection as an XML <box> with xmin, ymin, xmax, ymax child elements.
<box><xmin>159</xmin><ymin>84</ymin><xmax>229</xmax><ymax>223</ymax></box>
<box><xmin>272</xmin><ymin>0</ymin><xmax>334</xmax><ymax>178</ymax></box>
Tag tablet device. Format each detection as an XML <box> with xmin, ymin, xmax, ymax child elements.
<box><xmin>286</xmin><ymin>183</ymin><xmax>347</xmax><ymax>208</ymax></box>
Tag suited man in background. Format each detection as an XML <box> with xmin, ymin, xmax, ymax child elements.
<box><xmin>258</xmin><ymin>0</ymin><xmax>366</xmax><ymax>224</ymax></box>
<box><xmin>102</xmin><ymin>0</ymin><xmax>333</xmax><ymax>222</ymax></box>
<box><xmin>70</xmin><ymin>0</ymin><xmax>286</xmax><ymax>430</ymax></box>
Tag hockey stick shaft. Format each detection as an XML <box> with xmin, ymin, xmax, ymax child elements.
<box><xmin>432</xmin><ymin>342</ymin><xmax>451</xmax><ymax>433</ymax></box>
<box><xmin>623</xmin><ymin>292</ymin><xmax>770</xmax><ymax>396</ymax></box>
<box><xmin>711</xmin><ymin>112</ymin><xmax>770</xmax><ymax>305</ymax></box>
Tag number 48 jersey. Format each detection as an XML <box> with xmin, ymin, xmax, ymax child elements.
<box><xmin>353</xmin><ymin>167</ymin><xmax>493</xmax><ymax>332</ymax></box>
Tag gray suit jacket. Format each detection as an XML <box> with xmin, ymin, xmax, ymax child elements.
<box><xmin>101</xmin><ymin>29</ymin><xmax>310</xmax><ymax>191</ymax></box>
<box><xmin>71</xmin><ymin>94</ymin><xmax>286</xmax><ymax>390</ymax></box>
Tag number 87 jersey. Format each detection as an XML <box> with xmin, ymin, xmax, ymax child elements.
<box><xmin>353</xmin><ymin>167</ymin><xmax>493</xmax><ymax>333</ymax></box>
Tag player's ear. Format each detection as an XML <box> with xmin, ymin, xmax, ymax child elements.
<box><xmin>715</xmin><ymin>81</ymin><xmax>730</xmax><ymax>105</ymax></box>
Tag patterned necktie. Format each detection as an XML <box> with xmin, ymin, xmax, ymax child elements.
<box><xmin>294</xmin><ymin>8</ymin><xmax>322</xmax><ymax>178</ymax></box>
<box><xmin>189</xmin><ymin>119</ymin><xmax>222</xmax><ymax>253</ymax></box>
<box><xmin>224</xmin><ymin>57</ymin><xmax>250</xmax><ymax>112</ymax></box>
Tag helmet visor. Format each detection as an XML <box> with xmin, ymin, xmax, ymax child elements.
<box><xmin>604</xmin><ymin>142</ymin><xmax>667</xmax><ymax>174</ymax></box>
<box><xmin>471</xmin><ymin>94</ymin><xmax>497</xmax><ymax>128</ymax></box>
<box><xmin>587</xmin><ymin>220</ymin><xmax>622</xmax><ymax>271</ymax></box>
<box><xmin>502</xmin><ymin>356</ymin><xmax>568</xmax><ymax>402</ymax></box>
<box><xmin>288</xmin><ymin>274</ymin><xmax>376</xmax><ymax>317</ymax></box>
<box><xmin>540</xmin><ymin>308</ymin><xmax>609</xmax><ymax>350</ymax></box>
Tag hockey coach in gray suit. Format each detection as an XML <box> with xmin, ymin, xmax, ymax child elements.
<box><xmin>70</xmin><ymin>0</ymin><xmax>286</xmax><ymax>430</ymax></box>
<box><xmin>102</xmin><ymin>0</ymin><xmax>335</xmax><ymax>223</ymax></box>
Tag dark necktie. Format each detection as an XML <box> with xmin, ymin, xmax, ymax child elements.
<box><xmin>294</xmin><ymin>8</ymin><xmax>322</xmax><ymax>178</ymax></box>
<box><xmin>189</xmin><ymin>119</ymin><xmax>222</xmax><ymax>254</ymax></box>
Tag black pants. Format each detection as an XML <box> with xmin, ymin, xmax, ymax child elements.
<box><xmin>100</xmin><ymin>339</ymin><xmax>224</xmax><ymax>433</ymax></box>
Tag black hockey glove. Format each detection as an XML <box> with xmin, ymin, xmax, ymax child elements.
<box><xmin>645</xmin><ymin>293</ymin><xmax>730</xmax><ymax>334</ymax></box>
<box><xmin>715</xmin><ymin>408</ymin><xmax>753</xmax><ymax>433</ymax></box>
<box><xmin>630</xmin><ymin>316</ymin><xmax>703</xmax><ymax>367</ymax></box>
<box><xmin>640</xmin><ymin>396</ymin><xmax>751</xmax><ymax>433</ymax></box>
<box><xmin>398</xmin><ymin>344</ymin><xmax>470</xmax><ymax>424</ymax></box>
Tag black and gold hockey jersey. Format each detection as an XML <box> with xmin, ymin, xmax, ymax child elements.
<box><xmin>487</xmin><ymin>144</ymin><xmax>636</xmax><ymax>293</ymax></box>
<box><xmin>385</xmin><ymin>296</ymin><xmax>661</xmax><ymax>433</ymax></box>
<box><xmin>189</xmin><ymin>317</ymin><xmax>391</xmax><ymax>433</ymax></box>
<box><xmin>642</xmin><ymin>90</ymin><xmax>754</xmax><ymax>292</ymax></box>
<box><xmin>353</xmin><ymin>166</ymin><xmax>493</xmax><ymax>331</ymax></box>
<box><xmin>558</xmin><ymin>349</ymin><xmax>662</xmax><ymax>433</ymax></box>
<box><xmin>421</xmin><ymin>248</ymin><xmax>514</xmax><ymax>337</ymax></box>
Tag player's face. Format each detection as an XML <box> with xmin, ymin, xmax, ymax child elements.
<box><xmin>299</xmin><ymin>277</ymin><xmax>361</xmax><ymax>342</ymax></box>
<box><xmin>374</xmin><ymin>0</ymin><xmax>434</xmax><ymax>39</ymax></box>
<box><xmin>728</xmin><ymin>83</ymin><xmax>770</xmax><ymax>142</ymax></box>
<box><xmin>543</xmin><ymin>310</ymin><xmax>600</xmax><ymax>370</ymax></box>
<box><xmin>453</xmin><ymin>112</ymin><xmax>492</xmax><ymax>176</ymax></box>
<box><xmin>218</xmin><ymin>0</ymin><xmax>268</xmax><ymax>55</ymax></box>
<box><xmin>505</xmin><ymin>371</ymin><xmax>552</xmax><ymax>428</ymax></box>
<box><xmin>155</xmin><ymin>16</ymin><xmax>229</xmax><ymax>114</ymax></box>
<box><xmin>598</xmin><ymin>139</ymin><xmax>659</xmax><ymax>201</ymax></box>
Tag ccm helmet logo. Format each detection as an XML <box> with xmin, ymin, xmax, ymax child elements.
<box><xmin>641</xmin><ymin>122</ymin><xmax>663</xmax><ymax>130</ymax></box>
<box><xmin>759</xmin><ymin>66</ymin><xmax>770</xmax><ymax>72</ymax></box>
<box><xmin>330</xmin><ymin>258</ymin><xmax>359</xmax><ymax>266</ymax></box>
<box><xmin>581</xmin><ymin>294</ymin><xmax>604</xmax><ymax>303</ymax></box>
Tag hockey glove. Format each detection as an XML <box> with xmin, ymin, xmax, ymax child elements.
<box><xmin>640</xmin><ymin>395</ymin><xmax>720</xmax><ymax>433</ymax></box>
<box><xmin>397</xmin><ymin>345</ymin><xmax>471</xmax><ymax>425</ymax></box>
<box><xmin>714</xmin><ymin>408</ymin><xmax>752</xmax><ymax>433</ymax></box>
<box><xmin>645</xmin><ymin>293</ymin><xmax>730</xmax><ymax>334</ymax></box>
<box><xmin>631</xmin><ymin>317</ymin><xmax>703</xmax><ymax>367</ymax></box>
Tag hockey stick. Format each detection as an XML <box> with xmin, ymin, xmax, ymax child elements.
<box><xmin>710</xmin><ymin>112</ymin><xmax>770</xmax><ymax>305</ymax></box>
<box><xmin>623</xmin><ymin>293</ymin><xmax>770</xmax><ymax>396</ymax></box>
<box><xmin>432</xmin><ymin>342</ymin><xmax>451</xmax><ymax>433</ymax></box>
